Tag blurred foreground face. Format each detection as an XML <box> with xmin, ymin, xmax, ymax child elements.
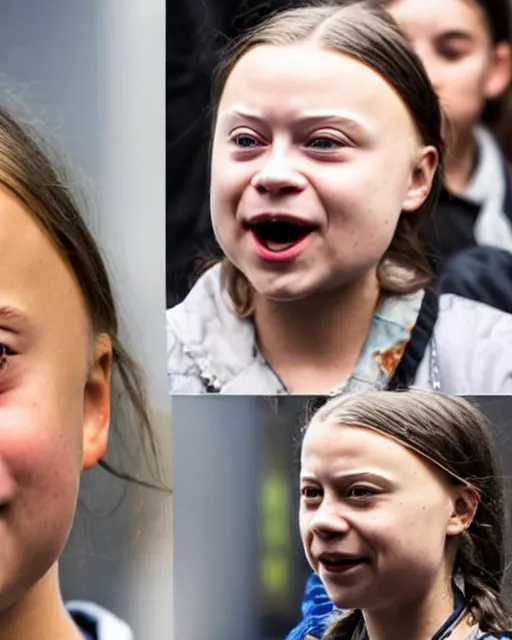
<box><xmin>211</xmin><ymin>43</ymin><xmax>436</xmax><ymax>302</ymax></box>
<box><xmin>388</xmin><ymin>0</ymin><xmax>510</xmax><ymax>146</ymax></box>
<box><xmin>0</xmin><ymin>186</ymin><xmax>93</xmax><ymax>610</ymax></box>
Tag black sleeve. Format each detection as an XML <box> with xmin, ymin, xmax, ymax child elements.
<box><xmin>437</xmin><ymin>245</ymin><xmax>512</xmax><ymax>315</ymax></box>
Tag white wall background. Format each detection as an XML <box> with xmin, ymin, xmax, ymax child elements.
<box><xmin>0</xmin><ymin>1</ymin><xmax>171</xmax><ymax>638</ymax></box>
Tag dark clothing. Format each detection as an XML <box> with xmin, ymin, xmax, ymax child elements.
<box><xmin>439</xmin><ymin>245</ymin><xmax>512</xmax><ymax>315</ymax></box>
<box><xmin>420</xmin><ymin>188</ymin><xmax>480</xmax><ymax>274</ymax></box>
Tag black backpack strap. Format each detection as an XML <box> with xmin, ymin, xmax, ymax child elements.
<box><xmin>386</xmin><ymin>288</ymin><xmax>439</xmax><ymax>390</ymax></box>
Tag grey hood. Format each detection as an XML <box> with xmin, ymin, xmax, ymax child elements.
<box><xmin>167</xmin><ymin>264</ymin><xmax>512</xmax><ymax>395</ymax></box>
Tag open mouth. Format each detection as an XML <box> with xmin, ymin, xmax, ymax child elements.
<box><xmin>319</xmin><ymin>555</ymin><xmax>368</xmax><ymax>572</ymax></box>
<box><xmin>246</xmin><ymin>219</ymin><xmax>316</xmax><ymax>253</ymax></box>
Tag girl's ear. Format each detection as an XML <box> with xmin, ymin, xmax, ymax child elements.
<box><xmin>82</xmin><ymin>334</ymin><xmax>113</xmax><ymax>470</ymax></box>
<box><xmin>446</xmin><ymin>486</ymin><xmax>480</xmax><ymax>537</ymax></box>
<box><xmin>401</xmin><ymin>145</ymin><xmax>438</xmax><ymax>214</ymax></box>
<box><xmin>484</xmin><ymin>42</ymin><xmax>511</xmax><ymax>101</ymax></box>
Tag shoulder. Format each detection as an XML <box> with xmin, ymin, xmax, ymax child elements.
<box><xmin>434</xmin><ymin>293</ymin><xmax>512</xmax><ymax>394</ymax></box>
<box><xmin>284</xmin><ymin>574</ymin><xmax>336</xmax><ymax>640</ymax></box>
<box><xmin>166</xmin><ymin>263</ymin><xmax>257</xmax><ymax>393</ymax></box>
<box><xmin>66</xmin><ymin>601</ymin><xmax>133</xmax><ymax>640</ymax></box>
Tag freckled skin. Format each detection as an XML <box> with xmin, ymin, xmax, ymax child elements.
<box><xmin>211</xmin><ymin>44</ymin><xmax>435</xmax><ymax>302</ymax></box>
<box><xmin>300</xmin><ymin>423</ymin><xmax>459</xmax><ymax>611</ymax></box>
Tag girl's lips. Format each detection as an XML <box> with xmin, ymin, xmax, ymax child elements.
<box><xmin>249</xmin><ymin>228</ymin><xmax>313</xmax><ymax>262</ymax></box>
<box><xmin>318</xmin><ymin>554</ymin><xmax>369</xmax><ymax>575</ymax></box>
<box><xmin>320</xmin><ymin>560</ymin><xmax>365</xmax><ymax>574</ymax></box>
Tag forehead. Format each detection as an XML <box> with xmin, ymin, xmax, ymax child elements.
<box><xmin>0</xmin><ymin>187</ymin><xmax>88</xmax><ymax>335</ymax></box>
<box><xmin>388</xmin><ymin>0</ymin><xmax>489</xmax><ymax>36</ymax></box>
<box><xmin>301</xmin><ymin>420</ymin><xmax>434</xmax><ymax>482</ymax></box>
<box><xmin>218</xmin><ymin>44</ymin><xmax>417</xmax><ymax>135</ymax></box>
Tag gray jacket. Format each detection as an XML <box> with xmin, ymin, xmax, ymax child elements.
<box><xmin>166</xmin><ymin>264</ymin><xmax>512</xmax><ymax>395</ymax></box>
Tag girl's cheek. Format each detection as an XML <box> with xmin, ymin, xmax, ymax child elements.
<box><xmin>0</xmin><ymin>403</ymin><xmax>81</xmax><ymax>482</ymax></box>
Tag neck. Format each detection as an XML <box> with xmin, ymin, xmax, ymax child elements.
<box><xmin>362</xmin><ymin>577</ymin><xmax>472</xmax><ymax>640</ymax></box>
<box><xmin>0</xmin><ymin>564</ymin><xmax>82</xmax><ymax>640</ymax></box>
<box><xmin>444</xmin><ymin>129</ymin><xmax>478</xmax><ymax>195</ymax></box>
<box><xmin>253</xmin><ymin>270</ymin><xmax>380</xmax><ymax>393</ymax></box>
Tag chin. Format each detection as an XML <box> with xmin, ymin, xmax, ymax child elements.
<box><xmin>253</xmin><ymin>283</ymin><xmax>315</xmax><ymax>303</ymax></box>
<box><xmin>248</xmin><ymin>273</ymin><xmax>320</xmax><ymax>303</ymax></box>
<box><xmin>326</xmin><ymin>586</ymin><xmax>376</xmax><ymax>612</ymax></box>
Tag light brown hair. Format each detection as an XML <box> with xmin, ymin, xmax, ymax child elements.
<box><xmin>211</xmin><ymin>0</ymin><xmax>444</xmax><ymax>318</ymax></box>
<box><xmin>302</xmin><ymin>390</ymin><xmax>509</xmax><ymax>637</ymax></box>
<box><xmin>0</xmin><ymin>106</ymin><xmax>162</xmax><ymax>488</ymax></box>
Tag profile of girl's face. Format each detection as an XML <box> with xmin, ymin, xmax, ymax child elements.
<box><xmin>0</xmin><ymin>187</ymin><xmax>109</xmax><ymax>610</ymax></box>
<box><xmin>387</xmin><ymin>0</ymin><xmax>511</xmax><ymax>141</ymax></box>
<box><xmin>299</xmin><ymin>420</ymin><xmax>474</xmax><ymax>610</ymax></box>
<box><xmin>210</xmin><ymin>43</ymin><xmax>437</xmax><ymax>302</ymax></box>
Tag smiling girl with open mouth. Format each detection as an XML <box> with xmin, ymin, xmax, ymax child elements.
<box><xmin>166</xmin><ymin>1</ymin><xmax>512</xmax><ymax>395</ymax></box>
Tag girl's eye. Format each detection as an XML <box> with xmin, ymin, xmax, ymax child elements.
<box><xmin>307</xmin><ymin>137</ymin><xmax>344</xmax><ymax>150</ymax></box>
<box><xmin>301</xmin><ymin>486</ymin><xmax>322</xmax><ymax>500</ymax></box>
<box><xmin>347</xmin><ymin>486</ymin><xmax>377</xmax><ymax>499</ymax></box>
<box><xmin>439</xmin><ymin>47</ymin><xmax>464</xmax><ymax>61</ymax></box>
<box><xmin>232</xmin><ymin>134</ymin><xmax>262</xmax><ymax>149</ymax></box>
<box><xmin>0</xmin><ymin>344</ymin><xmax>13</xmax><ymax>371</ymax></box>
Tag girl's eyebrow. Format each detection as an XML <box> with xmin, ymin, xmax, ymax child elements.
<box><xmin>223</xmin><ymin>107</ymin><xmax>371</xmax><ymax>138</ymax></box>
<box><xmin>435</xmin><ymin>30</ymin><xmax>476</xmax><ymax>42</ymax></box>
<box><xmin>0</xmin><ymin>305</ymin><xmax>31</xmax><ymax>333</ymax></box>
<box><xmin>300</xmin><ymin>470</ymin><xmax>395</xmax><ymax>485</ymax></box>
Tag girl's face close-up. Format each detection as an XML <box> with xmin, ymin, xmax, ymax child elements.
<box><xmin>387</xmin><ymin>0</ymin><xmax>511</xmax><ymax>141</ymax></box>
<box><xmin>210</xmin><ymin>44</ymin><xmax>437</xmax><ymax>302</ymax></box>
<box><xmin>0</xmin><ymin>187</ymin><xmax>110</xmax><ymax>611</ymax></box>
<box><xmin>299</xmin><ymin>420</ymin><xmax>473</xmax><ymax>611</ymax></box>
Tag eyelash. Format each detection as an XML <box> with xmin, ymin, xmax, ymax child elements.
<box><xmin>301</xmin><ymin>486</ymin><xmax>322</xmax><ymax>500</ymax></box>
<box><xmin>347</xmin><ymin>486</ymin><xmax>378</xmax><ymax>499</ymax></box>
<box><xmin>0</xmin><ymin>344</ymin><xmax>13</xmax><ymax>371</ymax></box>
<box><xmin>300</xmin><ymin>485</ymin><xmax>379</xmax><ymax>502</ymax></box>
<box><xmin>439</xmin><ymin>48</ymin><xmax>465</xmax><ymax>61</ymax></box>
<box><xmin>230</xmin><ymin>133</ymin><xmax>347</xmax><ymax>151</ymax></box>
<box><xmin>232</xmin><ymin>133</ymin><xmax>262</xmax><ymax>149</ymax></box>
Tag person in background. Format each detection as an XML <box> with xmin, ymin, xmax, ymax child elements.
<box><xmin>385</xmin><ymin>0</ymin><xmax>512</xmax><ymax>271</ymax></box>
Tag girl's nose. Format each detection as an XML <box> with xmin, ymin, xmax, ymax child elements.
<box><xmin>251</xmin><ymin>153</ymin><xmax>307</xmax><ymax>195</ymax></box>
<box><xmin>309</xmin><ymin>500</ymin><xmax>351</xmax><ymax>539</ymax></box>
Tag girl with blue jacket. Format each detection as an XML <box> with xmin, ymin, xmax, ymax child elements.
<box><xmin>289</xmin><ymin>390</ymin><xmax>512</xmax><ymax>640</ymax></box>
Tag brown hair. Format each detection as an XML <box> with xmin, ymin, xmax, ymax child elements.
<box><xmin>302</xmin><ymin>391</ymin><xmax>509</xmax><ymax>637</ymax></box>
<box><xmin>211</xmin><ymin>0</ymin><xmax>444</xmax><ymax>318</ymax></box>
<box><xmin>0</xmin><ymin>105</ymin><xmax>162</xmax><ymax>489</ymax></box>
